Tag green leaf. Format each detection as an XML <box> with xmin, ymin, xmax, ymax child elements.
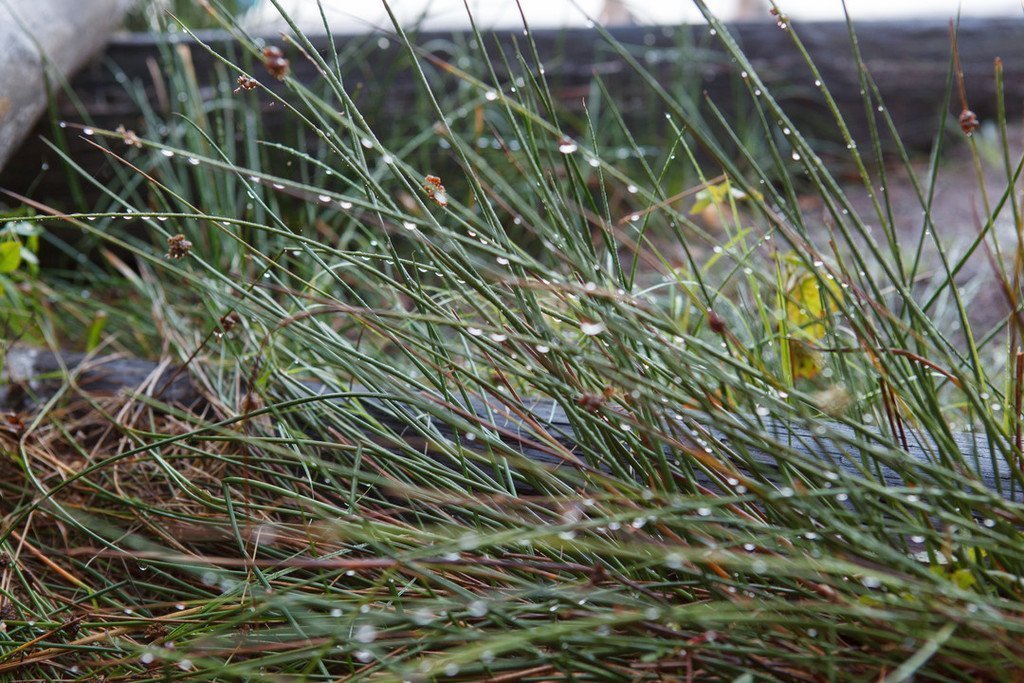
<box><xmin>0</xmin><ymin>241</ymin><xmax>22</xmax><ymax>273</ymax></box>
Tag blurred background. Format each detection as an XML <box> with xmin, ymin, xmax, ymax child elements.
<box><xmin>238</xmin><ymin>0</ymin><xmax>1022</xmax><ymax>32</ymax></box>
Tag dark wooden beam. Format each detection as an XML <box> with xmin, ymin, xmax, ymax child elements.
<box><xmin>3</xmin><ymin>346</ymin><xmax>1019</xmax><ymax>501</ymax></box>
<box><xmin>2</xmin><ymin>18</ymin><xmax>1021</xmax><ymax>204</ymax></box>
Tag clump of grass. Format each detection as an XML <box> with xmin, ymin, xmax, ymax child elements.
<box><xmin>3</xmin><ymin>1</ymin><xmax>1024</xmax><ymax>679</ymax></box>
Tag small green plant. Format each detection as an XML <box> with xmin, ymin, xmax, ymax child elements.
<box><xmin>3</xmin><ymin>1</ymin><xmax>1024</xmax><ymax>680</ymax></box>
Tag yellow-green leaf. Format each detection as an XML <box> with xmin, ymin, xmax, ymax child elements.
<box><xmin>785</xmin><ymin>273</ymin><xmax>841</xmax><ymax>341</ymax></box>
<box><xmin>0</xmin><ymin>241</ymin><xmax>21</xmax><ymax>273</ymax></box>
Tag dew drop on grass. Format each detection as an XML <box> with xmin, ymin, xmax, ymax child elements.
<box><xmin>356</xmin><ymin>650</ymin><xmax>373</xmax><ymax>662</ymax></box>
<box><xmin>161</xmin><ymin>149</ymin><xmax>174</xmax><ymax>157</ymax></box>
<box><xmin>558</xmin><ymin>138</ymin><xmax>578</xmax><ymax>154</ymax></box>
<box><xmin>580</xmin><ymin>320</ymin><xmax>606</xmax><ymax>336</ymax></box>
<box><xmin>141</xmin><ymin>652</ymin><xmax>155</xmax><ymax>664</ymax></box>
<box><xmin>83</xmin><ymin>127</ymin><xmax>95</xmax><ymax>136</ymax></box>
<box><xmin>340</xmin><ymin>201</ymin><xmax>353</xmax><ymax>210</ymax></box>
<box><xmin>467</xmin><ymin>327</ymin><xmax>482</xmax><ymax>337</ymax></box>
<box><xmin>496</xmin><ymin>257</ymin><xmax>509</xmax><ymax>265</ymax></box>
<box><xmin>361</xmin><ymin>138</ymin><xmax>373</xmax><ymax>149</ymax></box>
<box><xmin>861</xmin><ymin>576</ymin><xmax>882</xmax><ymax>589</ymax></box>
<box><xmin>187</xmin><ymin>157</ymin><xmax>200</xmax><ymax>165</ymax></box>
<box><xmin>814</xmin><ymin>79</ymin><xmax>822</xmax><ymax>87</ymax></box>
<box><xmin>588</xmin><ymin>157</ymin><xmax>600</xmax><ymax>167</ymax></box>
<box><xmin>665</xmin><ymin>553</ymin><xmax>683</xmax><ymax>569</ymax></box>
<box><xmin>791</xmin><ymin>152</ymin><xmax>801</xmax><ymax>161</ymax></box>
<box><xmin>402</xmin><ymin>221</ymin><xmax>417</xmax><ymax>231</ymax></box>
<box><xmin>58</xmin><ymin>121</ymin><xmax>67</xmax><ymax>128</ymax></box>
<box><xmin>178</xmin><ymin>660</ymin><xmax>193</xmax><ymax>671</ymax></box>
<box><xmin>318</xmin><ymin>194</ymin><xmax>331</xmax><ymax>203</ymax></box>
<box><xmin>484</xmin><ymin>91</ymin><xmax>498</xmax><ymax>101</ymax></box>
<box><xmin>272</xmin><ymin>183</ymin><xmax>285</xmax><ymax>190</ymax></box>
<box><xmin>697</xmin><ymin>507</ymin><xmax>712</xmax><ymax>517</ymax></box>
<box><xmin>355</xmin><ymin>624</ymin><xmax>377</xmax><ymax>643</ymax></box>
<box><xmin>627</xmin><ymin>184</ymin><xmax>638</xmax><ymax>194</ymax></box>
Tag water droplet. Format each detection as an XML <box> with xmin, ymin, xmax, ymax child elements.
<box><xmin>791</xmin><ymin>152</ymin><xmax>801</xmax><ymax>161</ymax></box>
<box><xmin>697</xmin><ymin>507</ymin><xmax>711</xmax><ymax>517</ymax></box>
<box><xmin>402</xmin><ymin>221</ymin><xmax>417</xmax><ymax>230</ymax></box>
<box><xmin>627</xmin><ymin>184</ymin><xmax>638</xmax><ymax>194</ymax></box>
<box><xmin>580</xmin><ymin>320</ymin><xmax>606</xmax><ymax>336</ymax></box>
<box><xmin>558</xmin><ymin>137</ymin><xmax>578</xmax><ymax>154</ymax></box>
<box><xmin>187</xmin><ymin>157</ymin><xmax>200</xmax><ymax>165</ymax></box>
<box><xmin>485</xmin><ymin>91</ymin><xmax>498</xmax><ymax>101</ymax></box>
<box><xmin>318</xmin><ymin>194</ymin><xmax>331</xmax><ymax>203</ymax></box>
<box><xmin>83</xmin><ymin>127</ymin><xmax>95</xmax><ymax>136</ymax></box>
<box><xmin>361</xmin><ymin>138</ymin><xmax>373</xmax><ymax>149</ymax></box>
<box><xmin>496</xmin><ymin>257</ymin><xmax>509</xmax><ymax>265</ymax></box>
<box><xmin>161</xmin><ymin>149</ymin><xmax>174</xmax><ymax>157</ymax></box>
<box><xmin>340</xmin><ymin>201</ymin><xmax>353</xmax><ymax>209</ymax></box>
<box><xmin>355</xmin><ymin>624</ymin><xmax>377</xmax><ymax>643</ymax></box>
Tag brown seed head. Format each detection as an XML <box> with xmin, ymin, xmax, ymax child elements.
<box><xmin>219</xmin><ymin>311</ymin><xmax>240</xmax><ymax>335</ymax></box>
<box><xmin>263</xmin><ymin>46</ymin><xmax>290</xmax><ymax>80</ymax></box>
<box><xmin>234</xmin><ymin>75</ymin><xmax>259</xmax><ymax>93</ymax></box>
<box><xmin>166</xmin><ymin>234</ymin><xmax>193</xmax><ymax>259</ymax></box>
<box><xmin>707</xmin><ymin>310</ymin><xmax>727</xmax><ymax>334</ymax></box>
<box><xmin>116</xmin><ymin>125</ymin><xmax>143</xmax><ymax>149</ymax></box>
<box><xmin>959</xmin><ymin>108</ymin><xmax>979</xmax><ymax>135</ymax></box>
<box><xmin>422</xmin><ymin>175</ymin><xmax>448</xmax><ymax>206</ymax></box>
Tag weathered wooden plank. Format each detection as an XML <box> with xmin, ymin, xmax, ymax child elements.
<box><xmin>0</xmin><ymin>0</ymin><xmax>132</xmax><ymax>171</ymax></box>
<box><xmin>2</xmin><ymin>18</ymin><xmax>1021</xmax><ymax>202</ymax></box>
<box><xmin>3</xmin><ymin>346</ymin><xmax>1019</xmax><ymax>501</ymax></box>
